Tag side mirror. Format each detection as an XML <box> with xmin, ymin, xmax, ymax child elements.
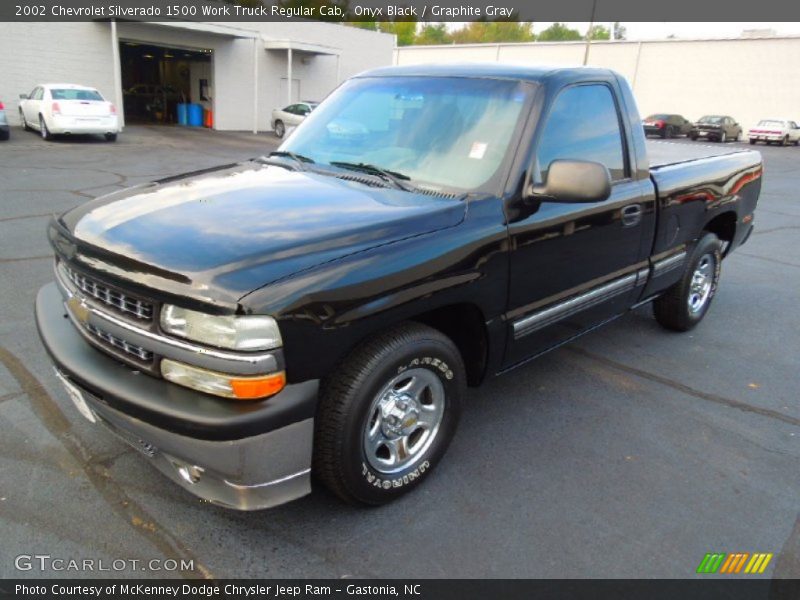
<box><xmin>526</xmin><ymin>160</ymin><xmax>611</xmax><ymax>204</ymax></box>
<box><xmin>19</xmin><ymin>94</ymin><xmax>28</xmax><ymax>100</ymax></box>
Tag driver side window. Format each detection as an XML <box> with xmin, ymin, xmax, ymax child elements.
<box><xmin>536</xmin><ymin>84</ymin><xmax>627</xmax><ymax>183</ymax></box>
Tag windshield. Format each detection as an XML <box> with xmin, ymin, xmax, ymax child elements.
<box><xmin>698</xmin><ymin>116</ymin><xmax>724</xmax><ymax>124</ymax></box>
<box><xmin>757</xmin><ymin>120</ymin><xmax>784</xmax><ymax>128</ymax></box>
<box><xmin>51</xmin><ymin>89</ymin><xmax>104</xmax><ymax>101</ymax></box>
<box><xmin>645</xmin><ymin>114</ymin><xmax>669</xmax><ymax>121</ymax></box>
<box><xmin>280</xmin><ymin>76</ymin><xmax>534</xmax><ymax>193</ymax></box>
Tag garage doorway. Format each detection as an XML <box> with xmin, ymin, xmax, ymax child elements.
<box><xmin>120</xmin><ymin>41</ymin><xmax>213</xmax><ymax>125</ymax></box>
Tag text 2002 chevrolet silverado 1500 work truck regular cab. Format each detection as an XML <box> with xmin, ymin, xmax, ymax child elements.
<box><xmin>36</xmin><ymin>65</ymin><xmax>762</xmax><ymax>510</ymax></box>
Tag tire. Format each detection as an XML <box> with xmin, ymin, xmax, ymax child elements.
<box><xmin>0</xmin><ymin>129</ymin><xmax>9</xmax><ymax>141</ymax></box>
<box><xmin>314</xmin><ymin>322</ymin><xmax>465</xmax><ymax>506</ymax></box>
<box><xmin>660</xmin><ymin>127</ymin><xmax>668</xmax><ymax>139</ymax></box>
<box><xmin>781</xmin><ymin>136</ymin><xmax>789</xmax><ymax>147</ymax></box>
<box><xmin>39</xmin><ymin>115</ymin><xmax>51</xmax><ymax>141</ymax></box>
<box><xmin>274</xmin><ymin>120</ymin><xmax>285</xmax><ymax>138</ymax></box>
<box><xmin>653</xmin><ymin>232</ymin><xmax>722</xmax><ymax>332</ymax></box>
<box><xmin>749</xmin><ymin>139</ymin><xmax>757</xmax><ymax>145</ymax></box>
<box><xmin>719</xmin><ymin>131</ymin><xmax>727</xmax><ymax>143</ymax></box>
<box><xmin>105</xmin><ymin>133</ymin><xmax>117</xmax><ymax>142</ymax></box>
<box><xmin>690</xmin><ymin>134</ymin><xmax>698</xmax><ymax>141</ymax></box>
<box><xmin>19</xmin><ymin>110</ymin><xmax>31</xmax><ymax>131</ymax></box>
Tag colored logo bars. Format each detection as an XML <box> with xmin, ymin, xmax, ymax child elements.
<box><xmin>696</xmin><ymin>552</ymin><xmax>773</xmax><ymax>574</ymax></box>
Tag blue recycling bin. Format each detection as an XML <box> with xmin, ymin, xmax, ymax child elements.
<box><xmin>187</xmin><ymin>104</ymin><xmax>203</xmax><ymax>127</ymax></box>
<box><xmin>176</xmin><ymin>103</ymin><xmax>189</xmax><ymax>126</ymax></box>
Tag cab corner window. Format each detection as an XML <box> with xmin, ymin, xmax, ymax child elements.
<box><xmin>537</xmin><ymin>84</ymin><xmax>627</xmax><ymax>183</ymax></box>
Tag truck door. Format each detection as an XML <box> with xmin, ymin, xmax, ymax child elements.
<box><xmin>504</xmin><ymin>82</ymin><xmax>650</xmax><ymax>367</ymax></box>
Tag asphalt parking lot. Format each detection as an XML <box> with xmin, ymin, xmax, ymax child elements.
<box><xmin>0</xmin><ymin>126</ymin><xmax>798</xmax><ymax>580</ymax></box>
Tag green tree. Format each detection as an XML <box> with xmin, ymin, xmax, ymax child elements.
<box><xmin>537</xmin><ymin>22</ymin><xmax>582</xmax><ymax>41</ymax></box>
<box><xmin>586</xmin><ymin>25</ymin><xmax>610</xmax><ymax>40</ymax></box>
<box><xmin>378</xmin><ymin>21</ymin><xmax>418</xmax><ymax>46</ymax></box>
<box><xmin>450</xmin><ymin>21</ymin><xmax>535</xmax><ymax>44</ymax></box>
<box><xmin>416</xmin><ymin>23</ymin><xmax>452</xmax><ymax>45</ymax></box>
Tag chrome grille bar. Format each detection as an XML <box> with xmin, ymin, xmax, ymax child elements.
<box><xmin>62</xmin><ymin>265</ymin><xmax>153</xmax><ymax>321</ymax></box>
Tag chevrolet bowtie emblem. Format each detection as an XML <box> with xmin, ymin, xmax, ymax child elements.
<box><xmin>67</xmin><ymin>295</ymin><xmax>90</xmax><ymax>325</ymax></box>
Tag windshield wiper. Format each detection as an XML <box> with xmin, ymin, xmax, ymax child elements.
<box><xmin>330</xmin><ymin>161</ymin><xmax>415</xmax><ymax>192</ymax></box>
<box><xmin>257</xmin><ymin>151</ymin><xmax>316</xmax><ymax>171</ymax></box>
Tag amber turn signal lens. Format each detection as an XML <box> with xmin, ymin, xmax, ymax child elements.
<box><xmin>230</xmin><ymin>372</ymin><xmax>286</xmax><ymax>400</ymax></box>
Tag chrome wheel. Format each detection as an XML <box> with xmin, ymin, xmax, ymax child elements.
<box><xmin>363</xmin><ymin>368</ymin><xmax>445</xmax><ymax>475</ymax></box>
<box><xmin>688</xmin><ymin>254</ymin><xmax>715</xmax><ymax>314</ymax></box>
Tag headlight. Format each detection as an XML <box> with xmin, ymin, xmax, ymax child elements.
<box><xmin>160</xmin><ymin>305</ymin><xmax>282</xmax><ymax>351</ymax></box>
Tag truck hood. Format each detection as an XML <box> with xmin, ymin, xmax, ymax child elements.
<box><xmin>58</xmin><ymin>163</ymin><xmax>466</xmax><ymax>307</ymax></box>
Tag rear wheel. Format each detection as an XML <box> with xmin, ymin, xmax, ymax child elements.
<box><xmin>690</xmin><ymin>133</ymin><xmax>698</xmax><ymax>141</ymax></box>
<box><xmin>105</xmin><ymin>133</ymin><xmax>117</xmax><ymax>142</ymax></box>
<box><xmin>0</xmin><ymin>129</ymin><xmax>8</xmax><ymax>141</ymax></box>
<box><xmin>653</xmin><ymin>232</ymin><xmax>722</xmax><ymax>332</ymax></box>
<box><xmin>749</xmin><ymin>139</ymin><xmax>756</xmax><ymax>145</ymax></box>
<box><xmin>781</xmin><ymin>135</ymin><xmax>789</xmax><ymax>147</ymax></box>
<box><xmin>39</xmin><ymin>115</ymin><xmax>51</xmax><ymax>141</ymax></box>
<box><xmin>314</xmin><ymin>322</ymin><xmax>465</xmax><ymax>505</ymax></box>
<box><xmin>274</xmin><ymin>120</ymin><xmax>285</xmax><ymax>138</ymax></box>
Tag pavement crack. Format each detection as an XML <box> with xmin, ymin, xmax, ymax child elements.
<box><xmin>0</xmin><ymin>212</ymin><xmax>54</xmax><ymax>223</ymax></box>
<box><xmin>0</xmin><ymin>345</ymin><xmax>214</xmax><ymax>580</ymax></box>
<box><xmin>0</xmin><ymin>391</ymin><xmax>24</xmax><ymax>403</ymax></box>
<box><xmin>0</xmin><ymin>255</ymin><xmax>51</xmax><ymax>264</ymax></box>
<box><xmin>568</xmin><ymin>347</ymin><xmax>800</xmax><ymax>427</ymax></box>
<box><xmin>734</xmin><ymin>252</ymin><xmax>800</xmax><ymax>270</ymax></box>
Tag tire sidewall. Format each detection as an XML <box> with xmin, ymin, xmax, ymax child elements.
<box><xmin>681</xmin><ymin>235</ymin><xmax>722</xmax><ymax>326</ymax></box>
<box><xmin>336</xmin><ymin>336</ymin><xmax>464</xmax><ymax>504</ymax></box>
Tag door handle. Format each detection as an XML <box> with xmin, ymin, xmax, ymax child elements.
<box><xmin>621</xmin><ymin>204</ymin><xmax>642</xmax><ymax>227</ymax></box>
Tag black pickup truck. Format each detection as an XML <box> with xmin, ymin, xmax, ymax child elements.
<box><xmin>36</xmin><ymin>64</ymin><xmax>762</xmax><ymax>510</ymax></box>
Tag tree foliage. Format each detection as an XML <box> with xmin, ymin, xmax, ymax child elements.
<box><xmin>586</xmin><ymin>25</ymin><xmax>610</xmax><ymax>40</ymax></box>
<box><xmin>415</xmin><ymin>23</ymin><xmax>451</xmax><ymax>45</ymax></box>
<box><xmin>537</xmin><ymin>22</ymin><xmax>583</xmax><ymax>41</ymax></box>
<box><xmin>450</xmin><ymin>21</ymin><xmax>535</xmax><ymax>44</ymax></box>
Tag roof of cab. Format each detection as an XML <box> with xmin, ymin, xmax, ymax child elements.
<box><xmin>356</xmin><ymin>62</ymin><xmax>616</xmax><ymax>82</ymax></box>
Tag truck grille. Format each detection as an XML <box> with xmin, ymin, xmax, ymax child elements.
<box><xmin>63</xmin><ymin>265</ymin><xmax>154</xmax><ymax>321</ymax></box>
<box><xmin>85</xmin><ymin>323</ymin><xmax>154</xmax><ymax>363</ymax></box>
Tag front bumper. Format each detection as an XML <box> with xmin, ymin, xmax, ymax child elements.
<box><xmin>36</xmin><ymin>282</ymin><xmax>318</xmax><ymax>510</ymax></box>
<box><xmin>643</xmin><ymin>126</ymin><xmax>665</xmax><ymax>136</ymax></box>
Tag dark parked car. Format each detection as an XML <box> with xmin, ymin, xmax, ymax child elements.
<box><xmin>643</xmin><ymin>114</ymin><xmax>692</xmax><ymax>138</ymax></box>
<box><xmin>36</xmin><ymin>64</ymin><xmax>762</xmax><ymax>510</ymax></box>
<box><xmin>690</xmin><ymin>115</ymin><xmax>742</xmax><ymax>143</ymax></box>
<box><xmin>0</xmin><ymin>100</ymin><xmax>9</xmax><ymax>140</ymax></box>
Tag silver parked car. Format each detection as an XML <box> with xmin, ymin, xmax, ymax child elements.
<box><xmin>0</xmin><ymin>100</ymin><xmax>9</xmax><ymax>140</ymax></box>
<box><xmin>270</xmin><ymin>101</ymin><xmax>318</xmax><ymax>138</ymax></box>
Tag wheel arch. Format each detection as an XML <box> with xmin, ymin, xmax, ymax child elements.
<box><xmin>703</xmin><ymin>211</ymin><xmax>737</xmax><ymax>256</ymax></box>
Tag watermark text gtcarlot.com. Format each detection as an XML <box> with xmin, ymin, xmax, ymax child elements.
<box><xmin>14</xmin><ymin>554</ymin><xmax>194</xmax><ymax>572</ymax></box>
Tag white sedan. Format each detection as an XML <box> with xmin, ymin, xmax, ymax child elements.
<box><xmin>19</xmin><ymin>83</ymin><xmax>119</xmax><ymax>141</ymax></box>
<box><xmin>748</xmin><ymin>119</ymin><xmax>800</xmax><ymax>146</ymax></box>
<box><xmin>271</xmin><ymin>101</ymin><xmax>318</xmax><ymax>138</ymax></box>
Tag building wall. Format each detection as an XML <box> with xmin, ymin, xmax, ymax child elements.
<box><xmin>0</xmin><ymin>22</ymin><xmax>116</xmax><ymax>126</ymax></box>
<box><xmin>395</xmin><ymin>37</ymin><xmax>800</xmax><ymax>132</ymax></box>
<box><xmin>0</xmin><ymin>21</ymin><xmax>394</xmax><ymax>131</ymax></box>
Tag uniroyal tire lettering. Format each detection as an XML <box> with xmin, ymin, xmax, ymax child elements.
<box><xmin>361</xmin><ymin>461</ymin><xmax>431</xmax><ymax>489</ymax></box>
<box><xmin>397</xmin><ymin>357</ymin><xmax>450</xmax><ymax>377</ymax></box>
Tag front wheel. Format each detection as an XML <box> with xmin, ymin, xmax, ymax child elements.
<box><xmin>104</xmin><ymin>133</ymin><xmax>117</xmax><ymax>142</ymax></box>
<box><xmin>20</xmin><ymin>110</ymin><xmax>31</xmax><ymax>131</ymax></box>
<box><xmin>653</xmin><ymin>232</ymin><xmax>722</xmax><ymax>332</ymax></box>
<box><xmin>274</xmin><ymin>120</ymin><xmax>285</xmax><ymax>138</ymax></box>
<box><xmin>313</xmin><ymin>323</ymin><xmax>465</xmax><ymax>505</ymax></box>
<box><xmin>749</xmin><ymin>139</ymin><xmax>757</xmax><ymax>145</ymax></box>
<box><xmin>719</xmin><ymin>131</ymin><xmax>727</xmax><ymax>143</ymax></box>
<box><xmin>781</xmin><ymin>135</ymin><xmax>789</xmax><ymax>147</ymax></box>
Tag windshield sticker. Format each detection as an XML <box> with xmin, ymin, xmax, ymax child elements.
<box><xmin>469</xmin><ymin>142</ymin><xmax>488</xmax><ymax>160</ymax></box>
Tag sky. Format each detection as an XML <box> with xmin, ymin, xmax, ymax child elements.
<box><xmin>447</xmin><ymin>22</ymin><xmax>800</xmax><ymax>40</ymax></box>
<box><xmin>537</xmin><ymin>22</ymin><xmax>800</xmax><ymax>40</ymax></box>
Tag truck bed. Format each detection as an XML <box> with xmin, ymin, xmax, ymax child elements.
<box><xmin>646</xmin><ymin>140</ymin><xmax>751</xmax><ymax>169</ymax></box>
